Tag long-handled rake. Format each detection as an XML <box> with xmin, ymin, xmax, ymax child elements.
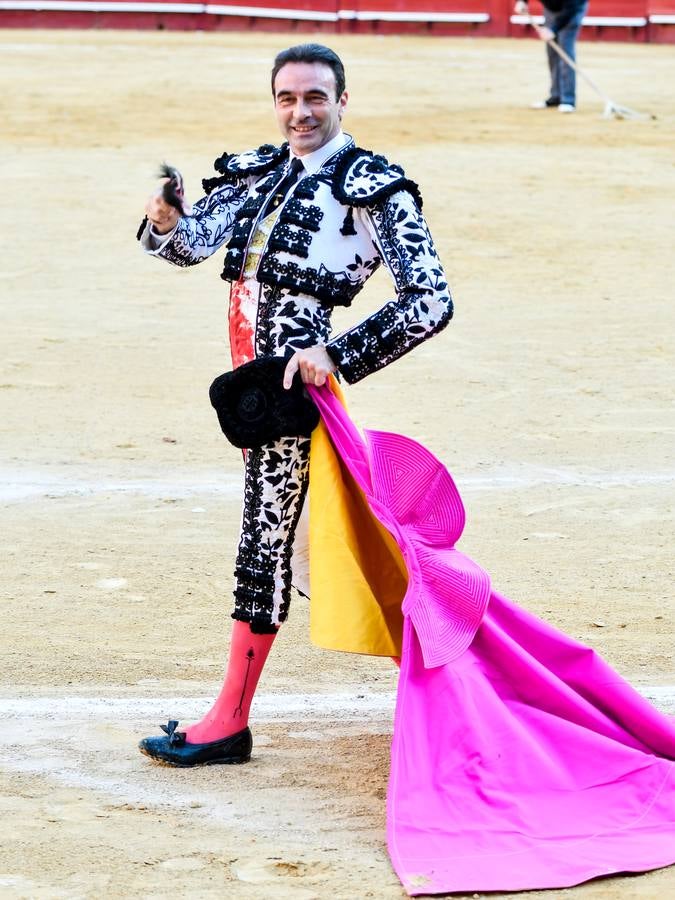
<box><xmin>527</xmin><ymin>15</ymin><xmax>655</xmax><ymax>120</ymax></box>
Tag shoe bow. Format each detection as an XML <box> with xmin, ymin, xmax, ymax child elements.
<box><xmin>160</xmin><ymin>719</ymin><xmax>186</xmax><ymax>747</ymax></box>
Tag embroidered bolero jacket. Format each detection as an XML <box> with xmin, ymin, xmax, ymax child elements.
<box><xmin>140</xmin><ymin>137</ymin><xmax>453</xmax><ymax>383</ymax></box>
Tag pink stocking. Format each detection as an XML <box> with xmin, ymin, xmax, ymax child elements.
<box><xmin>184</xmin><ymin>620</ymin><xmax>277</xmax><ymax>744</ymax></box>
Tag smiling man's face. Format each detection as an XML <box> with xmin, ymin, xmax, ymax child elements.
<box><xmin>273</xmin><ymin>61</ymin><xmax>348</xmax><ymax>157</ymax></box>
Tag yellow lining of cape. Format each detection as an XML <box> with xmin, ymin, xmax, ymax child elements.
<box><xmin>308</xmin><ymin>379</ymin><xmax>406</xmax><ymax>656</ymax></box>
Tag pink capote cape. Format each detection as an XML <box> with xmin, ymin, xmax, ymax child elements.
<box><xmin>308</xmin><ymin>383</ymin><xmax>675</xmax><ymax>897</ymax></box>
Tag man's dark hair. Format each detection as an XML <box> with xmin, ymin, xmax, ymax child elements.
<box><xmin>271</xmin><ymin>43</ymin><xmax>346</xmax><ymax>100</ymax></box>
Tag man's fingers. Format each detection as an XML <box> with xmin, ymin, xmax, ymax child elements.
<box><xmin>299</xmin><ymin>361</ymin><xmax>331</xmax><ymax>386</ymax></box>
<box><xmin>283</xmin><ymin>354</ymin><xmax>300</xmax><ymax>390</ymax></box>
<box><xmin>145</xmin><ymin>192</ymin><xmax>180</xmax><ymax>232</ymax></box>
<box><xmin>146</xmin><ymin>183</ymin><xmax>177</xmax><ymax>214</ymax></box>
<box><xmin>300</xmin><ymin>360</ymin><xmax>315</xmax><ymax>383</ymax></box>
<box><xmin>146</xmin><ymin>195</ymin><xmax>172</xmax><ymax>218</ymax></box>
<box><xmin>284</xmin><ymin>346</ymin><xmax>336</xmax><ymax>388</ymax></box>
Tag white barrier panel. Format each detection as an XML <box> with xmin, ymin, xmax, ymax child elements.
<box><xmin>510</xmin><ymin>13</ymin><xmax>648</xmax><ymax>27</ymax></box>
<box><xmin>0</xmin><ymin>0</ymin><xmax>490</xmax><ymax>21</ymax></box>
<box><xmin>205</xmin><ymin>3</ymin><xmax>337</xmax><ymax>19</ymax></box>
<box><xmin>0</xmin><ymin>0</ymin><xmax>202</xmax><ymax>8</ymax></box>
<box><xmin>338</xmin><ymin>9</ymin><xmax>490</xmax><ymax>22</ymax></box>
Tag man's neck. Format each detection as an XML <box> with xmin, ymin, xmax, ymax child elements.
<box><xmin>290</xmin><ymin>132</ymin><xmax>351</xmax><ymax>174</ymax></box>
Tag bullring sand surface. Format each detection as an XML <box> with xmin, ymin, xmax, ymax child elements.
<box><xmin>1</xmin><ymin>27</ymin><xmax>674</xmax><ymax>899</ymax></box>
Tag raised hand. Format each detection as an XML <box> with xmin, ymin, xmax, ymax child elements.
<box><xmin>144</xmin><ymin>164</ymin><xmax>190</xmax><ymax>234</ymax></box>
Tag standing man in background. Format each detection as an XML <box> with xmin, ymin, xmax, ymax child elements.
<box><xmin>515</xmin><ymin>0</ymin><xmax>589</xmax><ymax>112</ymax></box>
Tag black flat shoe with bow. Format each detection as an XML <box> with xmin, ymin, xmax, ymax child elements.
<box><xmin>138</xmin><ymin>720</ymin><xmax>252</xmax><ymax>767</ymax></box>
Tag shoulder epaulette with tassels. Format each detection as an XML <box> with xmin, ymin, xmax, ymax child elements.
<box><xmin>202</xmin><ymin>143</ymin><xmax>289</xmax><ymax>195</ymax></box>
<box><xmin>192</xmin><ymin>140</ymin><xmax>428</xmax><ymax>308</ymax></box>
<box><xmin>331</xmin><ymin>147</ymin><xmax>423</xmax><ymax>210</ymax></box>
<box><xmin>202</xmin><ymin>143</ymin><xmax>422</xmax><ymax>209</ymax></box>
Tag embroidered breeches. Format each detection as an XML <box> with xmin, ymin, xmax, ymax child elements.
<box><xmin>232</xmin><ymin>435</ymin><xmax>311</xmax><ymax>633</ymax></box>
<box><xmin>228</xmin><ymin>278</ymin><xmax>331</xmax><ymax>633</ymax></box>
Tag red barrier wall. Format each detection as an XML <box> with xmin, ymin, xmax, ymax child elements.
<box><xmin>647</xmin><ymin>0</ymin><xmax>675</xmax><ymax>41</ymax></box>
<box><xmin>205</xmin><ymin>0</ymin><xmax>338</xmax><ymax>34</ymax></box>
<box><xmin>0</xmin><ymin>0</ymin><xmax>673</xmax><ymax>42</ymax></box>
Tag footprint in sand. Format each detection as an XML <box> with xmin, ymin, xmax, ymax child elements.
<box><xmin>233</xmin><ymin>858</ymin><xmax>328</xmax><ymax>893</ymax></box>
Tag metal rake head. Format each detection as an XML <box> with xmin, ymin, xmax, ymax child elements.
<box><xmin>602</xmin><ymin>100</ymin><xmax>656</xmax><ymax>121</ymax></box>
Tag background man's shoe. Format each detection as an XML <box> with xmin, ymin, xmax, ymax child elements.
<box><xmin>558</xmin><ymin>104</ymin><xmax>576</xmax><ymax>113</ymax></box>
<box><xmin>530</xmin><ymin>98</ymin><xmax>560</xmax><ymax>109</ymax></box>
<box><xmin>138</xmin><ymin>720</ymin><xmax>252</xmax><ymax>767</ymax></box>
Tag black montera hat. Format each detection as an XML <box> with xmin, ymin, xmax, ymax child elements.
<box><xmin>209</xmin><ymin>356</ymin><xmax>320</xmax><ymax>450</ymax></box>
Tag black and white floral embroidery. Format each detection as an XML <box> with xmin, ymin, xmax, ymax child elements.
<box><xmin>232</xmin><ymin>434</ymin><xmax>311</xmax><ymax>632</ymax></box>
<box><xmin>331</xmin><ymin>146</ymin><xmax>424</xmax><ymax>210</ymax></box>
<box><xmin>255</xmin><ymin>285</ymin><xmax>332</xmax><ymax>358</ymax></box>
<box><xmin>231</xmin><ymin>280</ymin><xmax>327</xmax><ymax>632</ymax></box>
<box><xmin>144</xmin><ymin>181</ymin><xmax>249</xmax><ymax>268</ymax></box>
<box><xmin>326</xmin><ymin>189</ymin><xmax>453</xmax><ymax>383</ymax></box>
<box><xmin>214</xmin><ymin>143</ymin><xmax>289</xmax><ymax>179</ymax></box>
<box><xmin>140</xmin><ymin>136</ymin><xmax>454</xmax><ymax>632</ymax></box>
<box><xmin>268</xmin><ymin>292</ymin><xmax>332</xmax><ymax>356</ymax></box>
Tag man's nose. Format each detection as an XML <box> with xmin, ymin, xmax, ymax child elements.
<box><xmin>293</xmin><ymin>98</ymin><xmax>311</xmax><ymax>120</ymax></box>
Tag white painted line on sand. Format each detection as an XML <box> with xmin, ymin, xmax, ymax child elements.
<box><xmin>0</xmin><ymin>688</ymin><xmax>670</xmax><ymax>825</ymax></box>
<box><xmin>0</xmin><ymin>691</ymin><xmax>398</xmax><ymax>724</ymax></box>
<box><xmin>0</xmin><ymin>471</ymin><xmax>242</xmax><ymax>503</ymax></box>
<box><xmin>3</xmin><ymin>466</ymin><xmax>674</xmax><ymax>503</ymax></box>
<box><xmin>1</xmin><ymin>686</ymin><xmax>673</xmax><ymax>727</ymax></box>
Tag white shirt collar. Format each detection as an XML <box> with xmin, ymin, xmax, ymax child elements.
<box><xmin>290</xmin><ymin>131</ymin><xmax>351</xmax><ymax>175</ymax></box>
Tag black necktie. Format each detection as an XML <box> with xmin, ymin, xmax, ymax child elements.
<box><xmin>261</xmin><ymin>157</ymin><xmax>304</xmax><ymax>218</ymax></box>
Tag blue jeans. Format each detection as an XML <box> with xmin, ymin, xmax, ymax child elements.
<box><xmin>544</xmin><ymin>3</ymin><xmax>588</xmax><ymax>106</ymax></box>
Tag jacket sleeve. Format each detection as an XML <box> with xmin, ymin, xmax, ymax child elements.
<box><xmin>326</xmin><ymin>189</ymin><xmax>453</xmax><ymax>384</ymax></box>
<box><xmin>139</xmin><ymin>179</ymin><xmax>249</xmax><ymax>267</ymax></box>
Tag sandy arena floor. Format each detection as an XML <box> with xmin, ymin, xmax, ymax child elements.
<box><xmin>1</xmin><ymin>27</ymin><xmax>674</xmax><ymax>900</ymax></box>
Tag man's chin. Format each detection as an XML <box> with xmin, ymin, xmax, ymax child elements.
<box><xmin>288</xmin><ymin>131</ymin><xmax>322</xmax><ymax>156</ymax></box>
